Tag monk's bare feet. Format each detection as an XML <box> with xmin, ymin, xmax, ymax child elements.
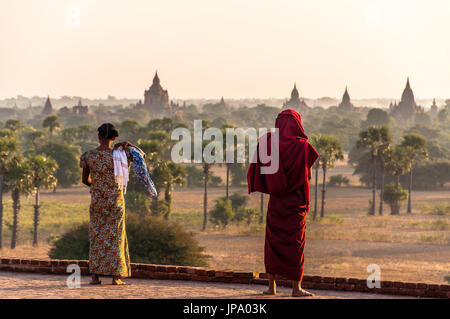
<box><xmin>292</xmin><ymin>288</ymin><xmax>314</xmax><ymax>297</ymax></box>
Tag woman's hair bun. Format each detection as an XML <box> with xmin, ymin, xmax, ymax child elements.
<box><xmin>98</xmin><ymin>123</ymin><xmax>119</xmax><ymax>140</ymax></box>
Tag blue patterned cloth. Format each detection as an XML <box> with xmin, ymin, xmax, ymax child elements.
<box><xmin>130</xmin><ymin>147</ymin><xmax>158</xmax><ymax>198</ymax></box>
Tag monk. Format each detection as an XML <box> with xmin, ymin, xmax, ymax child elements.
<box><xmin>247</xmin><ymin>109</ymin><xmax>319</xmax><ymax>297</ymax></box>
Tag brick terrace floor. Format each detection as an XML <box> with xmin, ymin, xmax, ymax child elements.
<box><xmin>0</xmin><ymin>272</ymin><xmax>416</xmax><ymax>299</ymax></box>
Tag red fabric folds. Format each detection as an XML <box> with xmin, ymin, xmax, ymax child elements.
<box><xmin>246</xmin><ymin>109</ymin><xmax>318</xmax><ymax>281</ymax></box>
<box><xmin>247</xmin><ymin>109</ymin><xmax>318</xmax><ymax>209</ymax></box>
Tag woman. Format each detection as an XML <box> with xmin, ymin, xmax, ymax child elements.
<box><xmin>80</xmin><ymin>123</ymin><xmax>144</xmax><ymax>285</ymax></box>
<box><xmin>247</xmin><ymin>109</ymin><xmax>318</xmax><ymax>297</ymax></box>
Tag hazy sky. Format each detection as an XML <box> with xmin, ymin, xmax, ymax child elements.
<box><xmin>1</xmin><ymin>0</ymin><xmax>449</xmax><ymax>100</ymax></box>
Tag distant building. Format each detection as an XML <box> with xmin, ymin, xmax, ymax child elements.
<box><xmin>390</xmin><ymin>77</ymin><xmax>423</xmax><ymax>121</ymax></box>
<box><xmin>41</xmin><ymin>96</ymin><xmax>55</xmax><ymax>116</ymax></box>
<box><xmin>138</xmin><ymin>71</ymin><xmax>171</xmax><ymax>116</ymax></box>
<box><xmin>283</xmin><ymin>83</ymin><xmax>309</xmax><ymax>114</ymax></box>
<box><xmin>338</xmin><ymin>86</ymin><xmax>355</xmax><ymax>111</ymax></box>
<box><xmin>73</xmin><ymin>99</ymin><xmax>89</xmax><ymax>114</ymax></box>
<box><xmin>430</xmin><ymin>98</ymin><xmax>438</xmax><ymax>117</ymax></box>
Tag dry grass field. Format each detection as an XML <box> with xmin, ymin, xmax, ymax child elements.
<box><xmin>1</xmin><ymin>164</ymin><xmax>449</xmax><ymax>284</ymax></box>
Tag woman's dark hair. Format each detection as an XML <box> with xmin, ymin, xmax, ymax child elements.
<box><xmin>98</xmin><ymin>123</ymin><xmax>119</xmax><ymax>140</ymax></box>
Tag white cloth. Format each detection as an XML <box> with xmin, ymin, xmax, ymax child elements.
<box><xmin>113</xmin><ymin>147</ymin><xmax>129</xmax><ymax>194</ymax></box>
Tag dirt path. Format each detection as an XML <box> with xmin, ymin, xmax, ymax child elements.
<box><xmin>0</xmin><ymin>272</ymin><xmax>414</xmax><ymax>299</ymax></box>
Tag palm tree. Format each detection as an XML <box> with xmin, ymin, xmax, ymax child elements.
<box><xmin>42</xmin><ymin>115</ymin><xmax>60</xmax><ymax>137</ymax></box>
<box><xmin>0</xmin><ymin>136</ymin><xmax>19</xmax><ymax>248</ymax></box>
<box><xmin>4</xmin><ymin>156</ymin><xmax>33</xmax><ymax>249</ymax></box>
<box><xmin>221</xmin><ymin>124</ymin><xmax>236</xmax><ymax>199</ymax></box>
<box><xmin>27</xmin><ymin>155</ymin><xmax>58</xmax><ymax>246</ymax></box>
<box><xmin>356</xmin><ymin>126</ymin><xmax>391</xmax><ymax>215</ymax></box>
<box><xmin>26</xmin><ymin>130</ymin><xmax>46</xmax><ymax>150</ymax></box>
<box><xmin>400</xmin><ymin>134</ymin><xmax>428</xmax><ymax>214</ymax></box>
<box><xmin>5</xmin><ymin>119</ymin><xmax>21</xmax><ymax>133</ymax></box>
<box><xmin>386</xmin><ymin>145</ymin><xmax>410</xmax><ymax>188</ymax></box>
<box><xmin>309</xmin><ymin>134</ymin><xmax>321</xmax><ymax>219</ymax></box>
<box><xmin>314</xmin><ymin>135</ymin><xmax>343</xmax><ymax>218</ymax></box>
<box><xmin>151</xmin><ymin>160</ymin><xmax>186</xmax><ymax>220</ymax></box>
<box><xmin>384</xmin><ymin>145</ymin><xmax>410</xmax><ymax>215</ymax></box>
<box><xmin>202</xmin><ymin>161</ymin><xmax>210</xmax><ymax>231</ymax></box>
<box><xmin>377</xmin><ymin>144</ymin><xmax>392</xmax><ymax>216</ymax></box>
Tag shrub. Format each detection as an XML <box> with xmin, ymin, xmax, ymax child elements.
<box><xmin>382</xmin><ymin>183</ymin><xmax>408</xmax><ymax>215</ymax></box>
<box><xmin>49</xmin><ymin>223</ymin><xmax>90</xmax><ymax>260</ymax></box>
<box><xmin>125</xmin><ymin>191</ymin><xmax>151</xmax><ymax>217</ymax></box>
<box><xmin>49</xmin><ymin>216</ymin><xmax>210</xmax><ymax>267</ymax></box>
<box><xmin>209</xmin><ymin>199</ymin><xmax>234</xmax><ymax>228</ymax></box>
<box><xmin>233</xmin><ymin>207</ymin><xmax>259</xmax><ymax>225</ymax></box>
<box><xmin>328</xmin><ymin>174</ymin><xmax>350</xmax><ymax>187</ymax></box>
<box><xmin>184</xmin><ymin>165</ymin><xmax>203</xmax><ymax>187</ymax></box>
<box><xmin>430</xmin><ymin>203</ymin><xmax>450</xmax><ymax>216</ymax></box>
<box><xmin>184</xmin><ymin>165</ymin><xmax>222</xmax><ymax>187</ymax></box>
<box><xmin>149</xmin><ymin>198</ymin><xmax>169</xmax><ymax>217</ymax></box>
<box><xmin>209</xmin><ymin>175</ymin><xmax>222</xmax><ymax>187</ymax></box>
<box><xmin>226</xmin><ymin>192</ymin><xmax>249</xmax><ymax>211</ymax></box>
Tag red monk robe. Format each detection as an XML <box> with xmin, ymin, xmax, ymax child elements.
<box><xmin>247</xmin><ymin>109</ymin><xmax>318</xmax><ymax>282</ymax></box>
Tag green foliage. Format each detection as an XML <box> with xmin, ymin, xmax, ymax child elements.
<box><xmin>233</xmin><ymin>207</ymin><xmax>259</xmax><ymax>225</ymax></box>
<box><xmin>382</xmin><ymin>183</ymin><xmax>408</xmax><ymax>215</ymax></box>
<box><xmin>42</xmin><ymin>115</ymin><xmax>60</xmax><ymax>135</ymax></box>
<box><xmin>429</xmin><ymin>203</ymin><xmax>450</xmax><ymax>216</ymax></box>
<box><xmin>361</xmin><ymin>108</ymin><xmax>391</xmax><ymax>129</ymax></box>
<box><xmin>184</xmin><ymin>165</ymin><xmax>222</xmax><ymax>187</ymax></box>
<box><xmin>408</xmin><ymin>161</ymin><xmax>450</xmax><ymax>189</ymax></box>
<box><xmin>4</xmin><ymin>156</ymin><xmax>34</xmax><ymax>195</ymax></box>
<box><xmin>125</xmin><ymin>191</ymin><xmax>151</xmax><ymax>217</ymax></box>
<box><xmin>227</xmin><ymin>192</ymin><xmax>249</xmax><ymax>211</ymax></box>
<box><xmin>5</xmin><ymin>119</ymin><xmax>21</xmax><ymax>132</ymax></box>
<box><xmin>328</xmin><ymin>174</ymin><xmax>350</xmax><ymax>187</ymax></box>
<box><xmin>357</xmin><ymin>125</ymin><xmax>391</xmax><ymax>158</ymax></box>
<box><xmin>48</xmin><ymin>223</ymin><xmax>90</xmax><ymax>260</ymax></box>
<box><xmin>27</xmin><ymin>155</ymin><xmax>58</xmax><ymax>190</ymax></box>
<box><xmin>38</xmin><ymin>142</ymin><xmax>81</xmax><ymax>187</ymax></box>
<box><xmin>49</xmin><ymin>217</ymin><xmax>210</xmax><ymax>266</ymax></box>
<box><xmin>149</xmin><ymin>198</ymin><xmax>169</xmax><ymax>217</ymax></box>
<box><xmin>230</xmin><ymin>163</ymin><xmax>247</xmax><ymax>186</ymax></box>
<box><xmin>313</xmin><ymin>134</ymin><xmax>344</xmax><ymax>168</ymax></box>
<box><xmin>209</xmin><ymin>199</ymin><xmax>234</xmax><ymax>228</ymax></box>
<box><xmin>185</xmin><ymin>165</ymin><xmax>204</xmax><ymax>187</ymax></box>
<box><xmin>400</xmin><ymin>133</ymin><xmax>428</xmax><ymax>166</ymax></box>
<box><xmin>0</xmin><ymin>136</ymin><xmax>19</xmax><ymax>169</ymax></box>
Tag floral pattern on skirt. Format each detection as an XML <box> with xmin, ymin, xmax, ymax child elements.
<box><xmin>80</xmin><ymin>149</ymin><xmax>131</xmax><ymax>277</ymax></box>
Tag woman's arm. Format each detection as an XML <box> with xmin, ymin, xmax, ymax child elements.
<box><xmin>82</xmin><ymin>166</ymin><xmax>92</xmax><ymax>187</ymax></box>
<box><xmin>114</xmin><ymin>141</ymin><xmax>146</xmax><ymax>158</ymax></box>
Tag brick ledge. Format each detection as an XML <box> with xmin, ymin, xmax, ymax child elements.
<box><xmin>0</xmin><ymin>258</ymin><xmax>448</xmax><ymax>298</ymax></box>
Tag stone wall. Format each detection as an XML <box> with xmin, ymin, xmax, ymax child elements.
<box><xmin>0</xmin><ymin>258</ymin><xmax>448</xmax><ymax>298</ymax></box>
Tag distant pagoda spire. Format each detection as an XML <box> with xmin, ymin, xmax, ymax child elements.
<box><xmin>390</xmin><ymin>77</ymin><xmax>419</xmax><ymax>120</ymax></box>
<box><xmin>338</xmin><ymin>86</ymin><xmax>354</xmax><ymax>111</ymax></box>
<box><xmin>42</xmin><ymin>96</ymin><xmax>54</xmax><ymax>116</ymax></box>
<box><xmin>430</xmin><ymin>98</ymin><xmax>438</xmax><ymax>115</ymax></box>
<box><xmin>291</xmin><ymin>83</ymin><xmax>299</xmax><ymax>100</ymax></box>
<box><xmin>283</xmin><ymin>82</ymin><xmax>309</xmax><ymax>113</ymax></box>
<box><xmin>152</xmin><ymin>71</ymin><xmax>160</xmax><ymax>86</ymax></box>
